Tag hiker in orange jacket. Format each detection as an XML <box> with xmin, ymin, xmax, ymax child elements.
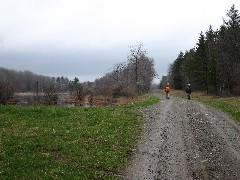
<box><xmin>165</xmin><ymin>83</ymin><xmax>171</xmax><ymax>99</ymax></box>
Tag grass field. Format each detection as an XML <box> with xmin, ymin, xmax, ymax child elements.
<box><xmin>168</xmin><ymin>89</ymin><xmax>240</xmax><ymax>123</ymax></box>
<box><xmin>0</xmin><ymin>94</ymin><xmax>159</xmax><ymax>179</ymax></box>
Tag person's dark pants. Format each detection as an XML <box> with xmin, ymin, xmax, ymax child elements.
<box><xmin>166</xmin><ymin>92</ymin><xmax>169</xmax><ymax>99</ymax></box>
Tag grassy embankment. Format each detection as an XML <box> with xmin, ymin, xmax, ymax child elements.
<box><xmin>168</xmin><ymin>89</ymin><xmax>240</xmax><ymax>123</ymax></box>
<box><xmin>0</xmin><ymin>94</ymin><xmax>159</xmax><ymax>179</ymax></box>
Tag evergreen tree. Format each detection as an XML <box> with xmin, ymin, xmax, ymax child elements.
<box><xmin>218</xmin><ymin>5</ymin><xmax>240</xmax><ymax>94</ymax></box>
<box><xmin>182</xmin><ymin>49</ymin><xmax>196</xmax><ymax>86</ymax></box>
<box><xmin>194</xmin><ymin>32</ymin><xmax>208</xmax><ymax>91</ymax></box>
<box><xmin>171</xmin><ymin>52</ymin><xmax>184</xmax><ymax>89</ymax></box>
<box><xmin>205</xmin><ymin>26</ymin><xmax>218</xmax><ymax>94</ymax></box>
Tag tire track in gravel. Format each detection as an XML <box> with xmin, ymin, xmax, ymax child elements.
<box><xmin>123</xmin><ymin>93</ymin><xmax>240</xmax><ymax>180</ymax></box>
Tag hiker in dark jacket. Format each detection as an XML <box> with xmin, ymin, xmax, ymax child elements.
<box><xmin>186</xmin><ymin>84</ymin><xmax>192</xmax><ymax>100</ymax></box>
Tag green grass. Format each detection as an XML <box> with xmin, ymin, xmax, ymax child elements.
<box><xmin>198</xmin><ymin>97</ymin><xmax>240</xmax><ymax>123</ymax></box>
<box><xmin>169</xmin><ymin>89</ymin><xmax>240</xmax><ymax>123</ymax></box>
<box><xmin>0</xmin><ymin>94</ymin><xmax>159</xmax><ymax>179</ymax></box>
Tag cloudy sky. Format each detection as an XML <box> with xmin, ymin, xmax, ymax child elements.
<box><xmin>0</xmin><ymin>0</ymin><xmax>239</xmax><ymax>82</ymax></box>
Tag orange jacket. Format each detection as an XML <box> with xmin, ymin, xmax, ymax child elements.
<box><xmin>165</xmin><ymin>84</ymin><xmax>171</xmax><ymax>92</ymax></box>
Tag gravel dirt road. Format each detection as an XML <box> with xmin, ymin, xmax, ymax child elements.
<box><xmin>123</xmin><ymin>93</ymin><xmax>240</xmax><ymax>180</ymax></box>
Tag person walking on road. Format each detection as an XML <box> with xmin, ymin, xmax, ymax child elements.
<box><xmin>186</xmin><ymin>84</ymin><xmax>192</xmax><ymax>100</ymax></box>
<box><xmin>165</xmin><ymin>83</ymin><xmax>171</xmax><ymax>99</ymax></box>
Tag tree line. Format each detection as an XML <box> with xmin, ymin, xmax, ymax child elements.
<box><xmin>0</xmin><ymin>67</ymin><xmax>73</xmax><ymax>104</ymax></box>
<box><xmin>94</xmin><ymin>43</ymin><xmax>157</xmax><ymax>97</ymax></box>
<box><xmin>0</xmin><ymin>67</ymin><xmax>70</xmax><ymax>93</ymax></box>
<box><xmin>163</xmin><ymin>5</ymin><xmax>240</xmax><ymax>95</ymax></box>
<box><xmin>0</xmin><ymin>43</ymin><xmax>156</xmax><ymax>104</ymax></box>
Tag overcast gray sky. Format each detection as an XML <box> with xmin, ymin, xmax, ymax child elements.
<box><xmin>0</xmin><ymin>0</ymin><xmax>239</xmax><ymax>82</ymax></box>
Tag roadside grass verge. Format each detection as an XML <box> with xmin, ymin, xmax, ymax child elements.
<box><xmin>169</xmin><ymin>89</ymin><xmax>240</xmax><ymax>123</ymax></box>
<box><xmin>0</xmin><ymin>93</ymin><xmax>159</xmax><ymax>179</ymax></box>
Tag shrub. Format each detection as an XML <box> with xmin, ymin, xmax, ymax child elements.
<box><xmin>43</xmin><ymin>85</ymin><xmax>59</xmax><ymax>103</ymax></box>
<box><xmin>111</xmin><ymin>84</ymin><xmax>136</xmax><ymax>98</ymax></box>
<box><xmin>0</xmin><ymin>81</ymin><xmax>15</xmax><ymax>105</ymax></box>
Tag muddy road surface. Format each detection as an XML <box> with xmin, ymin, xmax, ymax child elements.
<box><xmin>123</xmin><ymin>93</ymin><xmax>240</xmax><ymax>180</ymax></box>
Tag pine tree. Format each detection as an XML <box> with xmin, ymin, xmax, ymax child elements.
<box><xmin>171</xmin><ymin>52</ymin><xmax>184</xmax><ymax>89</ymax></box>
<box><xmin>205</xmin><ymin>26</ymin><xmax>218</xmax><ymax>94</ymax></box>
<box><xmin>218</xmin><ymin>5</ymin><xmax>240</xmax><ymax>94</ymax></box>
<box><xmin>194</xmin><ymin>32</ymin><xmax>208</xmax><ymax>91</ymax></box>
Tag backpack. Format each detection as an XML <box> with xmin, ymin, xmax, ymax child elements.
<box><xmin>165</xmin><ymin>86</ymin><xmax>170</xmax><ymax>92</ymax></box>
<box><xmin>186</xmin><ymin>87</ymin><xmax>190</xmax><ymax>93</ymax></box>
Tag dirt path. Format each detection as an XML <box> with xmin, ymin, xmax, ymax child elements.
<box><xmin>123</xmin><ymin>93</ymin><xmax>240</xmax><ymax>180</ymax></box>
